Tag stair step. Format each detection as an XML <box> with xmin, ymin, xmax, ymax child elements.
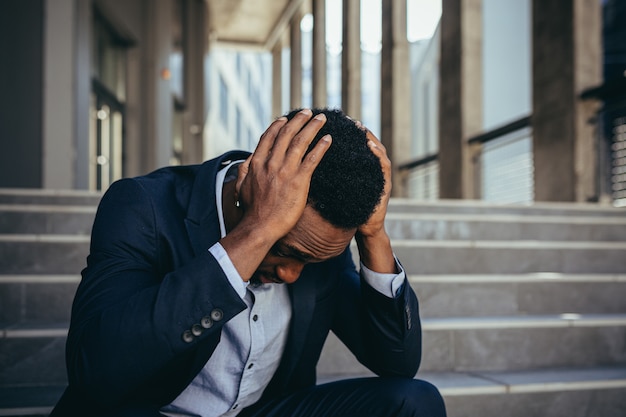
<box><xmin>0</xmin><ymin>323</ymin><xmax>68</xmax><ymax>388</ymax></box>
<box><xmin>318</xmin><ymin>314</ymin><xmax>626</xmax><ymax>374</ymax></box>
<box><xmin>17</xmin><ymin>272</ymin><xmax>626</xmax><ymax>324</ymax></box>
<box><xmin>385</xmin><ymin>212</ymin><xmax>626</xmax><ymax>241</ymax></box>
<box><xmin>318</xmin><ymin>367</ymin><xmax>626</xmax><ymax>417</ymax></box>
<box><xmin>387</xmin><ymin>240</ymin><xmax>626</xmax><ymax>274</ymax></box>
<box><xmin>0</xmin><ymin>235</ymin><xmax>89</xmax><ymax>274</ymax></box>
<box><xmin>0</xmin><ymin>385</ymin><xmax>65</xmax><ymax>417</ymax></box>
<box><xmin>0</xmin><ymin>189</ymin><xmax>101</xmax><ymax>206</ymax></box>
<box><xmin>431</xmin><ymin>367</ymin><xmax>626</xmax><ymax>417</ymax></box>
<box><xmin>12</xmin><ymin>207</ymin><xmax>625</xmax><ymax>240</ymax></box>
<box><xmin>387</xmin><ymin>198</ymin><xmax>626</xmax><ymax>218</ymax></box>
<box><xmin>319</xmin><ymin>366</ymin><xmax>626</xmax><ymax>395</ymax></box>
<box><xmin>0</xmin><ymin>205</ymin><xmax>96</xmax><ymax>235</ymax></box>
<box><xmin>411</xmin><ymin>273</ymin><xmax>626</xmax><ymax>317</ymax></box>
<box><xmin>0</xmin><ymin>339</ymin><xmax>66</xmax><ymax>387</ymax></box>
<box><xmin>0</xmin><ymin>276</ymin><xmax>79</xmax><ymax>323</ymax></box>
<box><xmin>420</xmin><ymin>317</ymin><xmax>626</xmax><ymax>372</ymax></box>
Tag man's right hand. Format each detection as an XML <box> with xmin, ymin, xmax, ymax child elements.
<box><xmin>220</xmin><ymin>109</ymin><xmax>331</xmax><ymax>281</ymax></box>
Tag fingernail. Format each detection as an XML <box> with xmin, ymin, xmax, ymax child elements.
<box><xmin>300</xmin><ymin>108</ymin><xmax>312</xmax><ymax>115</ymax></box>
<box><xmin>322</xmin><ymin>134</ymin><xmax>332</xmax><ymax>142</ymax></box>
<box><xmin>314</xmin><ymin>113</ymin><xmax>326</xmax><ymax>121</ymax></box>
<box><xmin>276</xmin><ymin>117</ymin><xmax>287</xmax><ymax>122</ymax></box>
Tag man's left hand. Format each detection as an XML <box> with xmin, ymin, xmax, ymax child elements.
<box><xmin>354</xmin><ymin>126</ymin><xmax>398</xmax><ymax>275</ymax></box>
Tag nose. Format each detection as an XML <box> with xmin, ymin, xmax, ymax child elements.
<box><xmin>275</xmin><ymin>262</ymin><xmax>305</xmax><ymax>284</ymax></box>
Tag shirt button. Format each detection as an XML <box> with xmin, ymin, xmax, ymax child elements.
<box><xmin>182</xmin><ymin>330</ymin><xmax>194</xmax><ymax>343</ymax></box>
<box><xmin>201</xmin><ymin>316</ymin><xmax>213</xmax><ymax>328</ymax></box>
<box><xmin>211</xmin><ymin>309</ymin><xmax>224</xmax><ymax>321</ymax></box>
<box><xmin>191</xmin><ymin>324</ymin><xmax>203</xmax><ymax>336</ymax></box>
<box><xmin>252</xmin><ymin>314</ymin><xmax>258</xmax><ymax>321</ymax></box>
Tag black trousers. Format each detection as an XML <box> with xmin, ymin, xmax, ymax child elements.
<box><xmin>238</xmin><ymin>377</ymin><xmax>447</xmax><ymax>417</ymax></box>
<box><xmin>107</xmin><ymin>377</ymin><xmax>446</xmax><ymax>417</ymax></box>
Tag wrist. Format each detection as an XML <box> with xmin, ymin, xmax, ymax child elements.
<box><xmin>355</xmin><ymin>230</ymin><xmax>397</xmax><ymax>274</ymax></box>
<box><xmin>220</xmin><ymin>219</ymin><xmax>281</xmax><ymax>281</ymax></box>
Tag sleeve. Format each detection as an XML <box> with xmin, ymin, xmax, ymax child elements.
<box><xmin>208</xmin><ymin>242</ymin><xmax>248</xmax><ymax>299</ymax></box>
<box><xmin>65</xmin><ymin>178</ymin><xmax>247</xmax><ymax>407</ymax></box>
<box><xmin>359</xmin><ymin>257</ymin><xmax>405</xmax><ymax>298</ymax></box>
<box><xmin>331</xmin><ymin>249</ymin><xmax>422</xmax><ymax>378</ymax></box>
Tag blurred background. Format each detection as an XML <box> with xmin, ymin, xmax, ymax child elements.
<box><xmin>1</xmin><ymin>0</ymin><xmax>625</xmax><ymax>205</ymax></box>
<box><xmin>0</xmin><ymin>1</ymin><xmax>625</xmax><ymax>416</ymax></box>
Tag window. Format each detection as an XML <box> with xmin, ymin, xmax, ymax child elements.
<box><xmin>90</xmin><ymin>10</ymin><xmax>129</xmax><ymax>190</ymax></box>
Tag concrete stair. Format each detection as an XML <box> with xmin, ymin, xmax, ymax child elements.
<box><xmin>0</xmin><ymin>190</ymin><xmax>93</xmax><ymax>417</ymax></box>
<box><xmin>327</xmin><ymin>199</ymin><xmax>626</xmax><ymax>416</ymax></box>
<box><xmin>0</xmin><ymin>190</ymin><xmax>625</xmax><ymax>416</ymax></box>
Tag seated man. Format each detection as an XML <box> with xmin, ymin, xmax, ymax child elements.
<box><xmin>51</xmin><ymin>108</ymin><xmax>446</xmax><ymax>417</ymax></box>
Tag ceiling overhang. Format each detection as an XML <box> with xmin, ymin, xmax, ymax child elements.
<box><xmin>205</xmin><ymin>0</ymin><xmax>308</xmax><ymax>50</ymax></box>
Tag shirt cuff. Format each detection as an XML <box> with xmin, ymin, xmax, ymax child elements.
<box><xmin>208</xmin><ymin>242</ymin><xmax>248</xmax><ymax>299</ymax></box>
<box><xmin>360</xmin><ymin>256</ymin><xmax>406</xmax><ymax>298</ymax></box>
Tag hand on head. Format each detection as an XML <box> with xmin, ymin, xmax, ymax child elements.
<box><xmin>235</xmin><ymin>108</ymin><xmax>331</xmax><ymax>243</ymax></box>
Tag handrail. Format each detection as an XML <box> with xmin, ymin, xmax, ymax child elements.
<box><xmin>398</xmin><ymin>114</ymin><xmax>532</xmax><ymax>172</ymax></box>
<box><xmin>398</xmin><ymin>152</ymin><xmax>438</xmax><ymax>171</ymax></box>
<box><xmin>467</xmin><ymin>115</ymin><xmax>531</xmax><ymax>145</ymax></box>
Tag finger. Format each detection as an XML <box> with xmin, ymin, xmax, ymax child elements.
<box><xmin>285</xmin><ymin>112</ymin><xmax>328</xmax><ymax>163</ymax></box>
<box><xmin>300</xmin><ymin>134</ymin><xmax>332</xmax><ymax>174</ymax></box>
<box><xmin>252</xmin><ymin>117</ymin><xmax>288</xmax><ymax>161</ymax></box>
<box><xmin>366</xmin><ymin>136</ymin><xmax>392</xmax><ymax>194</ymax></box>
<box><xmin>365</xmin><ymin>129</ymin><xmax>385</xmax><ymax>151</ymax></box>
<box><xmin>270</xmin><ymin>109</ymin><xmax>314</xmax><ymax>158</ymax></box>
<box><xmin>235</xmin><ymin>155</ymin><xmax>252</xmax><ymax>195</ymax></box>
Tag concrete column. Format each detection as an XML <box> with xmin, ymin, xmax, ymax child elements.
<box><xmin>290</xmin><ymin>8</ymin><xmax>303</xmax><ymax>109</ymax></box>
<box><xmin>272</xmin><ymin>39</ymin><xmax>284</xmax><ymax>118</ymax></box>
<box><xmin>438</xmin><ymin>0</ymin><xmax>483</xmax><ymax>199</ymax></box>
<box><xmin>183</xmin><ymin>0</ymin><xmax>207</xmax><ymax>165</ymax></box>
<box><xmin>532</xmin><ymin>0</ymin><xmax>602</xmax><ymax>202</ymax></box>
<box><xmin>143</xmin><ymin>0</ymin><xmax>173</xmax><ymax>172</ymax></box>
<box><xmin>312</xmin><ymin>0</ymin><xmax>327</xmax><ymax>107</ymax></box>
<box><xmin>341</xmin><ymin>0</ymin><xmax>361</xmax><ymax>119</ymax></box>
<box><xmin>74</xmin><ymin>0</ymin><xmax>91</xmax><ymax>189</ymax></box>
<box><xmin>43</xmin><ymin>0</ymin><xmax>76</xmax><ymax>189</ymax></box>
<box><xmin>381</xmin><ymin>0</ymin><xmax>411</xmax><ymax>197</ymax></box>
<box><xmin>0</xmin><ymin>0</ymin><xmax>44</xmax><ymax>188</ymax></box>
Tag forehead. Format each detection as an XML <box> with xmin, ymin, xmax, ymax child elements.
<box><xmin>280</xmin><ymin>206</ymin><xmax>356</xmax><ymax>262</ymax></box>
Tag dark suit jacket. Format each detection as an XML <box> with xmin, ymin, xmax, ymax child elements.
<box><xmin>51</xmin><ymin>151</ymin><xmax>422</xmax><ymax>416</ymax></box>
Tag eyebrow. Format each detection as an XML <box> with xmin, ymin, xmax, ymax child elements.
<box><xmin>273</xmin><ymin>242</ymin><xmax>317</xmax><ymax>262</ymax></box>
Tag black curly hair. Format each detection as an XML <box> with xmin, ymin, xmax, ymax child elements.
<box><xmin>285</xmin><ymin>108</ymin><xmax>385</xmax><ymax>230</ymax></box>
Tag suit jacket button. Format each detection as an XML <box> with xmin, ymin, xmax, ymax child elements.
<box><xmin>211</xmin><ymin>309</ymin><xmax>224</xmax><ymax>321</ymax></box>
<box><xmin>182</xmin><ymin>330</ymin><xmax>194</xmax><ymax>343</ymax></box>
<box><xmin>201</xmin><ymin>316</ymin><xmax>213</xmax><ymax>328</ymax></box>
<box><xmin>191</xmin><ymin>324</ymin><xmax>203</xmax><ymax>336</ymax></box>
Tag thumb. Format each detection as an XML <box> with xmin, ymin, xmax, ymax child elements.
<box><xmin>235</xmin><ymin>155</ymin><xmax>252</xmax><ymax>198</ymax></box>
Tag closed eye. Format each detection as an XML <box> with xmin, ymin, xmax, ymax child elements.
<box><xmin>271</xmin><ymin>243</ymin><xmax>314</xmax><ymax>263</ymax></box>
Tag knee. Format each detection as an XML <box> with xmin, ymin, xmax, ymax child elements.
<box><xmin>392</xmin><ymin>378</ymin><xmax>447</xmax><ymax>417</ymax></box>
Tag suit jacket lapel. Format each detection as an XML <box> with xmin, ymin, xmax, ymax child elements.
<box><xmin>185</xmin><ymin>151</ymin><xmax>250</xmax><ymax>257</ymax></box>
<box><xmin>182</xmin><ymin>151</ymin><xmax>252</xmax><ymax>386</ymax></box>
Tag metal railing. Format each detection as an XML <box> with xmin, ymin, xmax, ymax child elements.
<box><xmin>469</xmin><ymin>116</ymin><xmax>534</xmax><ymax>204</ymax></box>
<box><xmin>582</xmin><ymin>78</ymin><xmax>626</xmax><ymax>206</ymax></box>
<box><xmin>400</xmin><ymin>115</ymin><xmax>533</xmax><ymax>203</ymax></box>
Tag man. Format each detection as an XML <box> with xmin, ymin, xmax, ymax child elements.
<box><xmin>51</xmin><ymin>108</ymin><xmax>446</xmax><ymax>416</ymax></box>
